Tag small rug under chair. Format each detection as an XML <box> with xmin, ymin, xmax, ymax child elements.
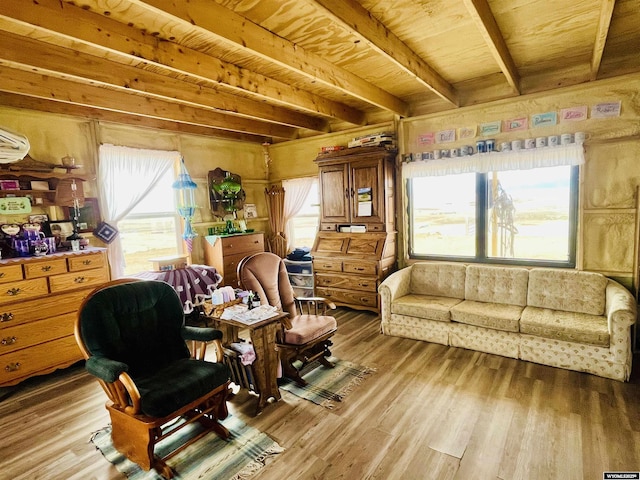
<box><xmin>91</xmin><ymin>414</ymin><xmax>284</xmax><ymax>479</ymax></box>
<box><xmin>278</xmin><ymin>357</ymin><xmax>375</xmax><ymax>409</ymax></box>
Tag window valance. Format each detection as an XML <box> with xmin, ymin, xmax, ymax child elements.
<box><xmin>402</xmin><ymin>143</ymin><xmax>585</xmax><ymax>178</ymax></box>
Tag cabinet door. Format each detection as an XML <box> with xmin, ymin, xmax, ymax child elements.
<box><xmin>349</xmin><ymin>158</ymin><xmax>385</xmax><ymax>225</ymax></box>
<box><xmin>319</xmin><ymin>164</ymin><xmax>349</xmax><ymax>224</ymax></box>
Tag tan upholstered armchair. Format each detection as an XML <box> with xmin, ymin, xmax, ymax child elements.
<box><xmin>237</xmin><ymin>252</ymin><xmax>337</xmax><ymax>385</ymax></box>
<box><xmin>75</xmin><ymin>279</ymin><xmax>231</xmax><ymax>479</ymax></box>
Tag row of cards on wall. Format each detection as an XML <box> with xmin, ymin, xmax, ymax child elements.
<box><xmin>417</xmin><ymin>101</ymin><xmax>621</xmax><ymax>147</ymax></box>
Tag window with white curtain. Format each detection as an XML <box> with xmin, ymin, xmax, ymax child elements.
<box><xmin>118</xmin><ymin>167</ymin><xmax>182</xmax><ymax>275</ymax></box>
<box><xmin>405</xmin><ymin>145</ymin><xmax>582</xmax><ymax>266</ymax></box>
<box><xmin>283</xmin><ymin>178</ymin><xmax>319</xmax><ymax>250</ymax></box>
<box><xmin>98</xmin><ymin>145</ymin><xmax>181</xmax><ymax>277</ymax></box>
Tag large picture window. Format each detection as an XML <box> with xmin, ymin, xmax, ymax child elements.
<box><xmin>408</xmin><ymin>164</ymin><xmax>579</xmax><ymax>267</ymax></box>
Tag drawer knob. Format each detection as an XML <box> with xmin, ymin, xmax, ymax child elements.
<box><xmin>0</xmin><ymin>313</ymin><xmax>13</xmax><ymax>322</ymax></box>
<box><xmin>355</xmin><ymin>267</ymin><xmax>365</xmax><ymax>271</ymax></box>
<box><xmin>82</xmin><ymin>260</ymin><xmax>92</xmax><ymax>265</ymax></box>
<box><xmin>4</xmin><ymin>362</ymin><xmax>20</xmax><ymax>372</ymax></box>
<box><xmin>74</xmin><ymin>276</ymin><xmax>86</xmax><ymax>283</ymax></box>
<box><xmin>41</xmin><ymin>265</ymin><xmax>52</xmax><ymax>272</ymax></box>
<box><xmin>1</xmin><ymin>336</ymin><xmax>17</xmax><ymax>346</ymax></box>
<box><xmin>0</xmin><ymin>272</ymin><xmax>5</xmax><ymax>278</ymax></box>
<box><xmin>6</xmin><ymin>288</ymin><xmax>20</xmax><ymax>296</ymax></box>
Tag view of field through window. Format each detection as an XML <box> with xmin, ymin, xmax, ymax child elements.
<box><xmin>119</xmin><ymin>168</ymin><xmax>182</xmax><ymax>275</ymax></box>
<box><xmin>411</xmin><ymin>166</ymin><xmax>572</xmax><ymax>261</ymax></box>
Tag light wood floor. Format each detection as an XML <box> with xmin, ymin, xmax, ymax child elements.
<box><xmin>1</xmin><ymin>308</ymin><xmax>639</xmax><ymax>479</ymax></box>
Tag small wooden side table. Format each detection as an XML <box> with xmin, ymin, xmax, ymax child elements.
<box><xmin>208</xmin><ymin>310</ymin><xmax>288</xmax><ymax>415</ymax></box>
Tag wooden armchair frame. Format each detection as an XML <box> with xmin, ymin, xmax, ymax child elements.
<box><xmin>75</xmin><ymin>279</ymin><xmax>231</xmax><ymax>479</ymax></box>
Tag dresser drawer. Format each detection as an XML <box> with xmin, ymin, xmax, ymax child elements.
<box><xmin>316</xmin><ymin>273</ymin><xmax>378</xmax><ymax>292</ymax></box>
<box><xmin>68</xmin><ymin>253</ymin><xmax>106</xmax><ymax>272</ymax></box>
<box><xmin>313</xmin><ymin>258</ymin><xmax>342</xmax><ymax>272</ymax></box>
<box><xmin>0</xmin><ymin>335</ymin><xmax>82</xmax><ymax>386</ymax></box>
<box><xmin>0</xmin><ymin>312</ymin><xmax>76</xmax><ymax>354</ymax></box>
<box><xmin>0</xmin><ymin>278</ymin><xmax>48</xmax><ymax>306</ymax></box>
<box><xmin>316</xmin><ymin>286</ymin><xmax>378</xmax><ymax>309</ymax></box>
<box><xmin>23</xmin><ymin>258</ymin><xmax>68</xmax><ymax>279</ymax></box>
<box><xmin>221</xmin><ymin>234</ymin><xmax>264</xmax><ymax>256</ymax></box>
<box><xmin>49</xmin><ymin>268</ymin><xmax>109</xmax><ymax>293</ymax></box>
<box><xmin>0</xmin><ymin>289</ymin><xmax>92</xmax><ymax>328</ymax></box>
<box><xmin>0</xmin><ymin>264</ymin><xmax>24</xmax><ymax>284</ymax></box>
<box><xmin>343</xmin><ymin>261</ymin><xmax>377</xmax><ymax>275</ymax></box>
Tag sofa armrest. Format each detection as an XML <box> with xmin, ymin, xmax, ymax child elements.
<box><xmin>379</xmin><ymin>266</ymin><xmax>412</xmax><ymax>301</ymax></box>
<box><xmin>378</xmin><ymin>267</ymin><xmax>413</xmax><ymax>325</ymax></box>
<box><xmin>605</xmin><ymin>280</ymin><xmax>637</xmax><ymax>364</ymax></box>
<box><xmin>605</xmin><ymin>280</ymin><xmax>637</xmax><ymax>329</ymax></box>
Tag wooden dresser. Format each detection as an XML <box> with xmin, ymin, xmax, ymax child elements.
<box><xmin>0</xmin><ymin>248</ymin><xmax>110</xmax><ymax>386</ymax></box>
<box><xmin>203</xmin><ymin>232</ymin><xmax>264</xmax><ymax>287</ymax></box>
<box><xmin>312</xmin><ymin>146</ymin><xmax>397</xmax><ymax>312</ymax></box>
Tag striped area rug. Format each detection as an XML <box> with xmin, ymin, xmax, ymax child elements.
<box><xmin>278</xmin><ymin>357</ymin><xmax>375</xmax><ymax>409</ymax></box>
<box><xmin>91</xmin><ymin>415</ymin><xmax>284</xmax><ymax>479</ymax></box>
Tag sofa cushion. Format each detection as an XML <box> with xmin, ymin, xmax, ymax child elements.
<box><xmin>465</xmin><ymin>265</ymin><xmax>529</xmax><ymax>306</ymax></box>
<box><xmin>527</xmin><ymin>268</ymin><xmax>607</xmax><ymax>316</ymax></box>
<box><xmin>409</xmin><ymin>262</ymin><xmax>466</xmax><ymax>299</ymax></box>
<box><xmin>450</xmin><ymin>300</ymin><xmax>523</xmax><ymax>332</ymax></box>
<box><xmin>520</xmin><ymin>306</ymin><xmax>610</xmax><ymax>346</ymax></box>
<box><xmin>391</xmin><ymin>294</ymin><xmax>462</xmax><ymax>322</ymax></box>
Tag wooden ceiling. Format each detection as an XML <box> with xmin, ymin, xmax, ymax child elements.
<box><xmin>0</xmin><ymin>0</ymin><xmax>638</xmax><ymax>143</ymax></box>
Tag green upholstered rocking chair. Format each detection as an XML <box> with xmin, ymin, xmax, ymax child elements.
<box><xmin>75</xmin><ymin>279</ymin><xmax>231</xmax><ymax>479</ymax></box>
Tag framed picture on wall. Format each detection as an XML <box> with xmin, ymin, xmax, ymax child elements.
<box><xmin>64</xmin><ymin>197</ymin><xmax>101</xmax><ymax>233</ymax></box>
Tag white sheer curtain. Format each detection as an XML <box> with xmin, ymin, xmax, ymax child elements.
<box><xmin>282</xmin><ymin>177</ymin><xmax>316</xmax><ymax>251</ymax></box>
<box><xmin>403</xmin><ymin>143</ymin><xmax>585</xmax><ymax>178</ymax></box>
<box><xmin>98</xmin><ymin>144</ymin><xmax>180</xmax><ymax>278</ymax></box>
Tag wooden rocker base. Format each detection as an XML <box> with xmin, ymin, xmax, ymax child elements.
<box><xmin>107</xmin><ymin>382</ymin><xmax>231</xmax><ymax>479</ymax></box>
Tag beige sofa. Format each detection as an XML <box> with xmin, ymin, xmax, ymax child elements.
<box><xmin>378</xmin><ymin>262</ymin><xmax>637</xmax><ymax>381</ymax></box>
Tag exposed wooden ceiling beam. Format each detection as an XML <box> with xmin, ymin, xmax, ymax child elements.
<box><xmin>311</xmin><ymin>0</ymin><xmax>458</xmax><ymax>107</ymax></box>
<box><xmin>0</xmin><ymin>92</ymin><xmax>268</xmax><ymax>143</ymax></box>
<box><xmin>0</xmin><ymin>31</ymin><xmax>328</xmax><ymax>132</ymax></box>
<box><xmin>0</xmin><ymin>0</ymin><xmax>366</xmax><ymax>126</ymax></box>
<box><xmin>462</xmin><ymin>0</ymin><xmax>520</xmax><ymax>94</ymax></box>
<box><xmin>0</xmin><ymin>67</ymin><xmax>298</xmax><ymax>139</ymax></box>
<box><xmin>129</xmin><ymin>0</ymin><xmax>410</xmax><ymax>116</ymax></box>
<box><xmin>591</xmin><ymin>0</ymin><xmax>617</xmax><ymax>81</ymax></box>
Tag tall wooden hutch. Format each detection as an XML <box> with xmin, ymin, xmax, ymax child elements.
<box><xmin>311</xmin><ymin>146</ymin><xmax>397</xmax><ymax>313</ymax></box>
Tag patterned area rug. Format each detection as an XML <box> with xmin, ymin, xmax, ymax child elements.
<box><xmin>91</xmin><ymin>415</ymin><xmax>284</xmax><ymax>479</ymax></box>
<box><xmin>278</xmin><ymin>357</ymin><xmax>375</xmax><ymax>409</ymax></box>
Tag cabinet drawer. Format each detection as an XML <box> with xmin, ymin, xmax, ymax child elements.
<box><xmin>314</xmin><ymin>258</ymin><xmax>342</xmax><ymax>272</ymax></box>
<box><xmin>0</xmin><ymin>289</ymin><xmax>92</xmax><ymax>328</ymax></box>
<box><xmin>221</xmin><ymin>234</ymin><xmax>264</xmax><ymax>256</ymax></box>
<box><xmin>343</xmin><ymin>261</ymin><xmax>377</xmax><ymax>275</ymax></box>
<box><xmin>23</xmin><ymin>258</ymin><xmax>68</xmax><ymax>279</ymax></box>
<box><xmin>49</xmin><ymin>268</ymin><xmax>109</xmax><ymax>293</ymax></box>
<box><xmin>316</xmin><ymin>273</ymin><xmax>377</xmax><ymax>292</ymax></box>
<box><xmin>0</xmin><ymin>278</ymin><xmax>48</xmax><ymax>306</ymax></box>
<box><xmin>316</xmin><ymin>286</ymin><xmax>378</xmax><ymax>309</ymax></box>
<box><xmin>320</xmin><ymin>223</ymin><xmax>337</xmax><ymax>232</ymax></box>
<box><xmin>68</xmin><ymin>253</ymin><xmax>106</xmax><ymax>272</ymax></box>
<box><xmin>0</xmin><ymin>264</ymin><xmax>23</xmax><ymax>284</ymax></box>
<box><xmin>0</xmin><ymin>335</ymin><xmax>82</xmax><ymax>386</ymax></box>
<box><xmin>0</xmin><ymin>312</ymin><xmax>76</xmax><ymax>354</ymax></box>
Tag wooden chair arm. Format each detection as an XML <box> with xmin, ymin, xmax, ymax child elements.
<box><xmin>294</xmin><ymin>296</ymin><xmax>337</xmax><ymax>315</ymax></box>
<box><xmin>115</xmin><ymin>372</ymin><xmax>143</xmax><ymax>415</ymax></box>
